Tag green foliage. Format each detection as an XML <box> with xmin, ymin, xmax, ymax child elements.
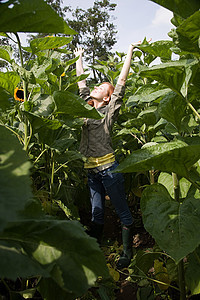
<box><xmin>150</xmin><ymin>0</ymin><xmax>200</xmax><ymax>19</ymax></box>
<box><xmin>0</xmin><ymin>125</ymin><xmax>32</xmax><ymax>231</ymax></box>
<box><xmin>185</xmin><ymin>246</ymin><xmax>200</xmax><ymax>295</ymax></box>
<box><xmin>0</xmin><ymin>1</ymin><xmax>109</xmax><ymax>299</ymax></box>
<box><xmin>114</xmin><ymin>140</ymin><xmax>200</xmax><ymax>178</ymax></box>
<box><xmin>0</xmin><ymin>126</ymin><xmax>109</xmax><ymax>299</ymax></box>
<box><xmin>0</xmin><ymin>71</ymin><xmax>20</xmax><ymax>95</ymax></box>
<box><xmin>140</xmin><ymin>58</ymin><xmax>199</xmax><ymax>98</ymax></box>
<box><xmin>0</xmin><ymin>0</ymin><xmax>76</xmax><ymax>34</ymax></box>
<box><xmin>93</xmin><ymin>0</ymin><xmax>200</xmax><ymax>297</ymax></box>
<box><xmin>0</xmin><ymin>0</ymin><xmax>200</xmax><ymax>298</ymax></box>
<box><xmin>170</xmin><ymin>10</ymin><xmax>200</xmax><ymax>56</ymax></box>
<box><xmin>29</xmin><ymin>36</ymin><xmax>73</xmax><ymax>54</ymax></box>
<box><xmin>53</xmin><ymin>90</ymin><xmax>103</xmax><ymax>119</ymax></box>
<box><xmin>141</xmin><ymin>183</ymin><xmax>200</xmax><ymax>263</ymax></box>
<box><xmin>1</xmin><ymin>219</ymin><xmax>109</xmax><ymax>299</ymax></box>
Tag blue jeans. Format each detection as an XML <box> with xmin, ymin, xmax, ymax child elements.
<box><xmin>87</xmin><ymin>161</ymin><xmax>133</xmax><ymax>226</ymax></box>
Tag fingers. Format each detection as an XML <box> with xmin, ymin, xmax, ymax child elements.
<box><xmin>131</xmin><ymin>41</ymin><xmax>141</xmax><ymax>47</ymax></box>
<box><xmin>131</xmin><ymin>38</ymin><xmax>152</xmax><ymax>48</ymax></box>
<box><xmin>74</xmin><ymin>47</ymin><xmax>84</xmax><ymax>55</ymax></box>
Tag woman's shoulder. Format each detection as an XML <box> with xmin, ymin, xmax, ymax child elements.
<box><xmin>79</xmin><ymin>86</ymin><xmax>90</xmax><ymax>101</ymax></box>
<box><xmin>113</xmin><ymin>84</ymin><xmax>126</xmax><ymax>94</ymax></box>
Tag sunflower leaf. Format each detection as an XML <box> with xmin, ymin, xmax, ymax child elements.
<box><xmin>0</xmin><ymin>0</ymin><xmax>76</xmax><ymax>35</ymax></box>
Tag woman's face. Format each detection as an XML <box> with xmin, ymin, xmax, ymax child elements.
<box><xmin>90</xmin><ymin>83</ymin><xmax>109</xmax><ymax>102</ymax></box>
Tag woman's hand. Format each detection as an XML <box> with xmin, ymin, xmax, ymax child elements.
<box><xmin>74</xmin><ymin>47</ymin><xmax>84</xmax><ymax>57</ymax></box>
<box><xmin>131</xmin><ymin>41</ymin><xmax>142</xmax><ymax>48</ymax></box>
<box><xmin>117</xmin><ymin>38</ymin><xmax>151</xmax><ymax>86</ymax></box>
<box><xmin>131</xmin><ymin>38</ymin><xmax>152</xmax><ymax>48</ymax></box>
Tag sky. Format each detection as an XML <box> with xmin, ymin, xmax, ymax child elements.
<box><xmin>63</xmin><ymin>0</ymin><xmax>175</xmax><ymax>52</ymax></box>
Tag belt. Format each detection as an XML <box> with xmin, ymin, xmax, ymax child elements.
<box><xmin>88</xmin><ymin>161</ymin><xmax>115</xmax><ymax>174</ymax></box>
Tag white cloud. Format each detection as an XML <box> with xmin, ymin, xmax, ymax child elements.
<box><xmin>152</xmin><ymin>7</ymin><xmax>173</xmax><ymax>26</ymax></box>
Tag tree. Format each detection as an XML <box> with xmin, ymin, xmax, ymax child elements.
<box><xmin>64</xmin><ymin>0</ymin><xmax>117</xmax><ymax>82</ymax></box>
<box><xmin>46</xmin><ymin>0</ymin><xmax>64</xmax><ymax>17</ymax></box>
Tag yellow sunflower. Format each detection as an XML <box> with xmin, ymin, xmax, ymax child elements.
<box><xmin>14</xmin><ymin>87</ymin><xmax>24</xmax><ymax>102</ymax></box>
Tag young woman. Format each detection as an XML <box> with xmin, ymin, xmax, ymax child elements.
<box><xmin>74</xmin><ymin>42</ymin><xmax>142</xmax><ymax>269</ymax></box>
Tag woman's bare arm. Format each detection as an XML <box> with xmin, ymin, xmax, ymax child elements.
<box><xmin>74</xmin><ymin>47</ymin><xmax>87</xmax><ymax>88</ymax></box>
<box><xmin>117</xmin><ymin>41</ymin><xmax>142</xmax><ymax>86</ymax></box>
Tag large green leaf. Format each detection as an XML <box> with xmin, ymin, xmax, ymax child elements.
<box><xmin>176</xmin><ymin>11</ymin><xmax>200</xmax><ymax>56</ymax></box>
<box><xmin>0</xmin><ymin>45</ymin><xmax>13</xmax><ymax>63</ymax></box>
<box><xmin>137</xmin><ymin>106</ymin><xmax>158</xmax><ymax>126</ymax></box>
<box><xmin>30</xmin><ymin>56</ymin><xmax>56</xmax><ymax>80</ymax></box>
<box><xmin>24</xmin><ymin>112</ymin><xmax>76</xmax><ymax>151</ymax></box>
<box><xmin>139</xmin><ymin>40</ymin><xmax>174</xmax><ymax>61</ymax></box>
<box><xmin>158</xmin><ymin>91</ymin><xmax>187</xmax><ymax>131</ymax></box>
<box><xmin>12</xmin><ymin>61</ymin><xmax>36</xmax><ymax>84</ymax></box>
<box><xmin>2</xmin><ymin>219</ymin><xmax>109</xmax><ymax>299</ymax></box>
<box><xmin>150</xmin><ymin>0</ymin><xmax>200</xmax><ymax>19</ymax></box>
<box><xmin>30</xmin><ymin>36</ymin><xmax>73</xmax><ymax>55</ymax></box>
<box><xmin>141</xmin><ymin>183</ymin><xmax>200</xmax><ymax>263</ymax></box>
<box><xmin>185</xmin><ymin>246</ymin><xmax>200</xmax><ymax>295</ymax></box>
<box><xmin>126</xmin><ymin>83</ymin><xmax>171</xmax><ymax>106</ymax></box>
<box><xmin>39</xmin><ymin>278</ymin><xmax>74</xmax><ymax>300</ymax></box>
<box><xmin>114</xmin><ymin>140</ymin><xmax>200</xmax><ymax>178</ymax></box>
<box><xmin>24</xmin><ymin>111</ymin><xmax>62</xmax><ymax>131</ymax></box>
<box><xmin>32</xmin><ymin>94</ymin><xmax>55</xmax><ymax>117</ymax></box>
<box><xmin>0</xmin><ymin>0</ymin><xmax>76</xmax><ymax>34</ymax></box>
<box><xmin>0</xmin><ymin>87</ymin><xmax>14</xmax><ymax>111</ymax></box>
<box><xmin>0</xmin><ymin>71</ymin><xmax>20</xmax><ymax>95</ymax></box>
<box><xmin>140</xmin><ymin>59</ymin><xmax>198</xmax><ymax>98</ymax></box>
<box><xmin>53</xmin><ymin>90</ymin><xmax>103</xmax><ymax>119</ymax></box>
<box><xmin>0</xmin><ymin>241</ymin><xmax>48</xmax><ymax>279</ymax></box>
<box><xmin>0</xmin><ymin>125</ymin><xmax>32</xmax><ymax>231</ymax></box>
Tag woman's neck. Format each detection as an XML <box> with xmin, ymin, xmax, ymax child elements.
<box><xmin>93</xmin><ymin>99</ymin><xmax>104</xmax><ymax>109</ymax></box>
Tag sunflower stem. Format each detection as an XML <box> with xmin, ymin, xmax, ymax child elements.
<box><xmin>15</xmin><ymin>33</ymin><xmax>29</xmax><ymax>151</ymax></box>
<box><xmin>172</xmin><ymin>173</ymin><xmax>186</xmax><ymax>300</ymax></box>
<box><xmin>50</xmin><ymin>150</ymin><xmax>55</xmax><ymax>201</ymax></box>
<box><xmin>59</xmin><ymin>75</ymin><xmax>62</xmax><ymax>91</ymax></box>
<box><xmin>149</xmin><ymin>168</ymin><xmax>155</xmax><ymax>185</ymax></box>
<box><xmin>184</xmin><ymin>95</ymin><xmax>200</xmax><ymax>121</ymax></box>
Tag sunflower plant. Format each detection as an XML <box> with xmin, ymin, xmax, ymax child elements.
<box><xmin>0</xmin><ymin>1</ymin><xmax>109</xmax><ymax>299</ymax></box>
<box><xmin>0</xmin><ymin>0</ymin><xmax>200</xmax><ymax>299</ymax></box>
<box><xmin>91</xmin><ymin>0</ymin><xmax>200</xmax><ymax>298</ymax></box>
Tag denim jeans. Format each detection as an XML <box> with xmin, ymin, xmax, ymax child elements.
<box><xmin>87</xmin><ymin>161</ymin><xmax>133</xmax><ymax>226</ymax></box>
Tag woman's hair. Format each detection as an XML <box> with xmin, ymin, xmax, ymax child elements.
<box><xmin>88</xmin><ymin>82</ymin><xmax>115</xmax><ymax>107</ymax></box>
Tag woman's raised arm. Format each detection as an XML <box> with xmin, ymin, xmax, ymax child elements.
<box><xmin>117</xmin><ymin>39</ymin><xmax>152</xmax><ymax>86</ymax></box>
<box><xmin>117</xmin><ymin>41</ymin><xmax>142</xmax><ymax>86</ymax></box>
<box><xmin>74</xmin><ymin>47</ymin><xmax>87</xmax><ymax>88</ymax></box>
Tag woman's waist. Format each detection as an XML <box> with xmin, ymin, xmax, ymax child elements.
<box><xmin>84</xmin><ymin>153</ymin><xmax>115</xmax><ymax>169</ymax></box>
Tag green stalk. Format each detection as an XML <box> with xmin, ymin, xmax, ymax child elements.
<box><xmin>149</xmin><ymin>168</ymin><xmax>155</xmax><ymax>185</ymax></box>
<box><xmin>187</xmin><ymin>177</ymin><xmax>200</xmax><ymax>192</ymax></box>
<box><xmin>184</xmin><ymin>95</ymin><xmax>200</xmax><ymax>121</ymax></box>
<box><xmin>0</xmin><ymin>122</ymin><xmax>23</xmax><ymax>144</ymax></box>
<box><xmin>59</xmin><ymin>75</ymin><xmax>62</xmax><ymax>91</ymax></box>
<box><xmin>50</xmin><ymin>150</ymin><xmax>55</xmax><ymax>201</ymax></box>
<box><xmin>178</xmin><ymin>260</ymin><xmax>187</xmax><ymax>300</ymax></box>
<box><xmin>172</xmin><ymin>172</ymin><xmax>180</xmax><ymax>201</ymax></box>
<box><xmin>15</xmin><ymin>33</ymin><xmax>28</xmax><ymax>151</ymax></box>
<box><xmin>172</xmin><ymin>173</ymin><xmax>186</xmax><ymax>300</ymax></box>
<box><xmin>33</xmin><ymin>148</ymin><xmax>48</xmax><ymax>164</ymax></box>
<box><xmin>187</xmin><ymin>101</ymin><xmax>200</xmax><ymax>120</ymax></box>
